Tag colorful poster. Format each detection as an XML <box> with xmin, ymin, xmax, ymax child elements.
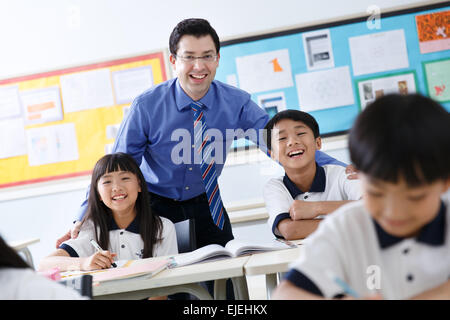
<box><xmin>20</xmin><ymin>86</ymin><xmax>63</xmax><ymax>125</ymax></box>
<box><xmin>356</xmin><ymin>72</ymin><xmax>417</xmax><ymax>110</ymax></box>
<box><xmin>236</xmin><ymin>49</ymin><xmax>294</xmax><ymax>94</ymax></box>
<box><xmin>26</xmin><ymin>123</ymin><xmax>79</xmax><ymax>166</ymax></box>
<box><xmin>424</xmin><ymin>59</ymin><xmax>450</xmax><ymax>102</ymax></box>
<box><xmin>416</xmin><ymin>10</ymin><xmax>450</xmax><ymax>54</ymax></box>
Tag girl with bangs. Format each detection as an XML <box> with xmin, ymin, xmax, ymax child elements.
<box><xmin>39</xmin><ymin>152</ymin><xmax>178</xmax><ymax>273</ymax></box>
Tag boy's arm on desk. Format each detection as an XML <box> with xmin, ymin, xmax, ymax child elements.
<box><xmin>277</xmin><ymin>218</ymin><xmax>321</xmax><ymax>240</ymax></box>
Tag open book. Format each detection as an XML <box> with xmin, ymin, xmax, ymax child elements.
<box><xmin>169</xmin><ymin>239</ymin><xmax>296</xmax><ymax>268</ymax></box>
<box><xmin>60</xmin><ymin>259</ymin><xmax>170</xmax><ymax>283</ymax></box>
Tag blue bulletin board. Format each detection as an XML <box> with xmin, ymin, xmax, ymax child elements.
<box><xmin>215</xmin><ymin>2</ymin><xmax>450</xmax><ymax>149</ymax></box>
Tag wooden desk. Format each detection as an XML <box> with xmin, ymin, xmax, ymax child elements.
<box><xmin>93</xmin><ymin>255</ymin><xmax>250</xmax><ymax>300</ymax></box>
<box><xmin>244</xmin><ymin>241</ymin><xmax>304</xmax><ymax>299</ymax></box>
<box><xmin>9</xmin><ymin>238</ymin><xmax>40</xmax><ymax>269</ymax></box>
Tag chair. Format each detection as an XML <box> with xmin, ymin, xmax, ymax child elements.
<box><xmin>58</xmin><ymin>275</ymin><xmax>93</xmax><ymax>298</ymax></box>
<box><xmin>174</xmin><ymin>219</ymin><xmax>196</xmax><ymax>253</ymax></box>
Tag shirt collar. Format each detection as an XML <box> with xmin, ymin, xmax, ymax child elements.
<box><xmin>174</xmin><ymin>78</ymin><xmax>214</xmax><ymax>111</ymax></box>
<box><xmin>282</xmin><ymin>163</ymin><xmax>326</xmax><ymax>198</ymax></box>
<box><xmin>374</xmin><ymin>201</ymin><xmax>446</xmax><ymax>249</ymax></box>
<box><xmin>107</xmin><ymin>214</ymin><xmax>140</xmax><ymax>234</ymax></box>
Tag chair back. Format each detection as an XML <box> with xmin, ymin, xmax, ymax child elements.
<box><xmin>174</xmin><ymin>219</ymin><xmax>196</xmax><ymax>253</ymax></box>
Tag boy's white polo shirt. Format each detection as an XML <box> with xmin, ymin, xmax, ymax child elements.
<box><xmin>285</xmin><ymin>192</ymin><xmax>450</xmax><ymax>300</ymax></box>
<box><xmin>263</xmin><ymin>163</ymin><xmax>362</xmax><ymax>238</ymax></box>
<box><xmin>60</xmin><ymin>215</ymin><xmax>178</xmax><ymax>260</ymax></box>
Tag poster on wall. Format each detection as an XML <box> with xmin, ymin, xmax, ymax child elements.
<box><xmin>236</xmin><ymin>49</ymin><xmax>294</xmax><ymax>93</ymax></box>
<box><xmin>112</xmin><ymin>66</ymin><xmax>153</xmax><ymax>105</ymax></box>
<box><xmin>20</xmin><ymin>86</ymin><xmax>63</xmax><ymax>125</ymax></box>
<box><xmin>60</xmin><ymin>68</ymin><xmax>115</xmax><ymax>113</ymax></box>
<box><xmin>0</xmin><ymin>117</ymin><xmax>27</xmax><ymax>159</ymax></box>
<box><xmin>356</xmin><ymin>72</ymin><xmax>417</xmax><ymax>110</ymax></box>
<box><xmin>257</xmin><ymin>92</ymin><xmax>287</xmax><ymax>118</ymax></box>
<box><xmin>424</xmin><ymin>58</ymin><xmax>450</xmax><ymax>102</ymax></box>
<box><xmin>415</xmin><ymin>10</ymin><xmax>450</xmax><ymax>54</ymax></box>
<box><xmin>349</xmin><ymin>29</ymin><xmax>409</xmax><ymax>76</ymax></box>
<box><xmin>26</xmin><ymin>123</ymin><xmax>79</xmax><ymax>166</ymax></box>
<box><xmin>302</xmin><ymin>29</ymin><xmax>335</xmax><ymax>71</ymax></box>
<box><xmin>295</xmin><ymin>66</ymin><xmax>354</xmax><ymax>112</ymax></box>
<box><xmin>0</xmin><ymin>85</ymin><xmax>22</xmax><ymax>119</ymax></box>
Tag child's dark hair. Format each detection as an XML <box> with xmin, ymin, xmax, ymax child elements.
<box><xmin>84</xmin><ymin>152</ymin><xmax>163</xmax><ymax>258</ymax></box>
<box><xmin>349</xmin><ymin>94</ymin><xmax>450</xmax><ymax>186</ymax></box>
<box><xmin>263</xmin><ymin>109</ymin><xmax>320</xmax><ymax>151</ymax></box>
<box><xmin>0</xmin><ymin>234</ymin><xmax>30</xmax><ymax>269</ymax></box>
<box><xmin>169</xmin><ymin>18</ymin><xmax>220</xmax><ymax>55</ymax></box>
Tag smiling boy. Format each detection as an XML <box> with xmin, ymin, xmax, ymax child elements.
<box><xmin>263</xmin><ymin>110</ymin><xmax>362</xmax><ymax>240</ymax></box>
<box><xmin>273</xmin><ymin>94</ymin><xmax>450</xmax><ymax>300</ymax></box>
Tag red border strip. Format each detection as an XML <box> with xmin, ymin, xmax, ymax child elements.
<box><xmin>0</xmin><ymin>51</ymin><xmax>167</xmax><ymax>189</ymax></box>
<box><xmin>0</xmin><ymin>52</ymin><xmax>167</xmax><ymax>85</ymax></box>
<box><xmin>0</xmin><ymin>170</ymin><xmax>93</xmax><ymax>189</ymax></box>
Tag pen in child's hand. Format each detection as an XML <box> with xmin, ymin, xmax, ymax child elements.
<box><xmin>90</xmin><ymin>239</ymin><xmax>117</xmax><ymax>268</ymax></box>
<box><xmin>325</xmin><ymin>270</ymin><xmax>359</xmax><ymax>298</ymax></box>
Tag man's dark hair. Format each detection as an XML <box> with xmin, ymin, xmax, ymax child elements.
<box><xmin>263</xmin><ymin>109</ymin><xmax>320</xmax><ymax>151</ymax></box>
<box><xmin>349</xmin><ymin>93</ymin><xmax>450</xmax><ymax>186</ymax></box>
<box><xmin>169</xmin><ymin>18</ymin><xmax>220</xmax><ymax>55</ymax></box>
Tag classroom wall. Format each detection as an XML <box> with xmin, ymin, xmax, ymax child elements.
<box><xmin>0</xmin><ymin>0</ymin><xmax>427</xmax><ymax>266</ymax></box>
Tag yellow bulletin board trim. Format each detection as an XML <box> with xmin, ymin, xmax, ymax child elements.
<box><xmin>0</xmin><ymin>51</ymin><xmax>169</xmax><ymax>188</ymax></box>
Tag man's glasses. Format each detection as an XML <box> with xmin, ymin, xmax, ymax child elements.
<box><xmin>174</xmin><ymin>54</ymin><xmax>218</xmax><ymax>63</ymax></box>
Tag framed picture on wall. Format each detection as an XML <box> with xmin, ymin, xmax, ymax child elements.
<box><xmin>355</xmin><ymin>71</ymin><xmax>418</xmax><ymax>110</ymax></box>
<box><xmin>423</xmin><ymin>58</ymin><xmax>450</xmax><ymax>103</ymax></box>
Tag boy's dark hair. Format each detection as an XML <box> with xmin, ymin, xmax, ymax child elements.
<box><xmin>85</xmin><ymin>152</ymin><xmax>163</xmax><ymax>258</ymax></box>
<box><xmin>349</xmin><ymin>94</ymin><xmax>450</xmax><ymax>186</ymax></box>
<box><xmin>169</xmin><ymin>18</ymin><xmax>220</xmax><ymax>55</ymax></box>
<box><xmin>263</xmin><ymin>109</ymin><xmax>320</xmax><ymax>151</ymax></box>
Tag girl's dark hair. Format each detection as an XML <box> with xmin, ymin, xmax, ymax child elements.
<box><xmin>0</xmin><ymin>235</ymin><xmax>30</xmax><ymax>269</ymax></box>
<box><xmin>83</xmin><ymin>152</ymin><xmax>163</xmax><ymax>258</ymax></box>
<box><xmin>263</xmin><ymin>109</ymin><xmax>320</xmax><ymax>151</ymax></box>
<box><xmin>169</xmin><ymin>18</ymin><xmax>220</xmax><ymax>55</ymax></box>
<box><xmin>349</xmin><ymin>94</ymin><xmax>450</xmax><ymax>186</ymax></box>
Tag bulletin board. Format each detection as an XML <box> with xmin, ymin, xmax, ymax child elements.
<box><xmin>215</xmin><ymin>2</ymin><xmax>450</xmax><ymax>148</ymax></box>
<box><xmin>0</xmin><ymin>51</ymin><xmax>169</xmax><ymax>188</ymax></box>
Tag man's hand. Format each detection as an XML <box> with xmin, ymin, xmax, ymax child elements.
<box><xmin>289</xmin><ymin>200</ymin><xmax>318</xmax><ymax>220</ymax></box>
<box><xmin>55</xmin><ymin>221</ymin><xmax>83</xmax><ymax>248</ymax></box>
<box><xmin>345</xmin><ymin>164</ymin><xmax>359</xmax><ymax>180</ymax></box>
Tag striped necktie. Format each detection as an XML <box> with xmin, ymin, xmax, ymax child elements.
<box><xmin>191</xmin><ymin>101</ymin><xmax>225</xmax><ymax>230</ymax></box>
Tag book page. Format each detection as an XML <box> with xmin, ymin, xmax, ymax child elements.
<box><xmin>169</xmin><ymin>244</ymin><xmax>231</xmax><ymax>268</ymax></box>
<box><xmin>225</xmin><ymin>239</ymin><xmax>294</xmax><ymax>257</ymax></box>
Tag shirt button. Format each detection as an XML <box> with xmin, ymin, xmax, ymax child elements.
<box><xmin>192</xmin><ymin>144</ymin><xmax>195</xmax><ymax>148</ymax></box>
<box><xmin>188</xmin><ymin>167</ymin><xmax>193</xmax><ymax>171</ymax></box>
<box><xmin>406</xmin><ymin>274</ymin><xmax>414</xmax><ymax>282</ymax></box>
<box><xmin>121</xmin><ymin>244</ymin><xmax>125</xmax><ymax>249</ymax></box>
<box><xmin>120</xmin><ymin>231</ymin><xmax>124</xmax><ymax>235</ymax></box>
<box><xmin>304</xmin><ymin>195</ymin><xmax>308</xmax><ymax>199</ymax></box>
<box><xmin>403</xmin><ymin>248</ymin><xmax>409</xmax><ymax>255</ymax></box>
<box><xmin>185</xmin><ymin>186</ymin><xmax>190</xmax><ymax>190</ymax></box>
